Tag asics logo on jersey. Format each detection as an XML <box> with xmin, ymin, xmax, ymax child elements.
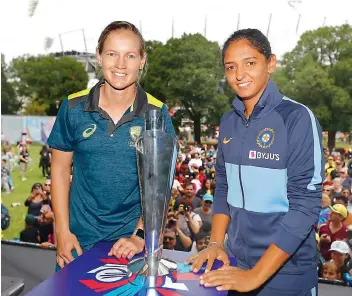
<box><xmin>83</xmin><ymin>124</ymin><xmax>97</xmax><ymax>138</ymax></box>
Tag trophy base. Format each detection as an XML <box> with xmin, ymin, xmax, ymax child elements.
<box><xmin>127</xmin><ymin>257</ymin><xmax>177</xmax><ymax>276</ymax></box>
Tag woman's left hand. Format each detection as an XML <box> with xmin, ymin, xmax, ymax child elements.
<box><xmin>108</xmin><ymin>236</ymin><xmax>144</xmax><ymax>259</ymax></box>
<box><xmin>200</xmin><ymin>265</ymin><xmax>261</xmax><ymax>292</ymax></box>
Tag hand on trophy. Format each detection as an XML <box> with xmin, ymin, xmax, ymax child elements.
<box><xmin>108</xmin><ymin>236</ymin><xmax>145</xmax><ymax>259</ymax></box>
<box><xmin>185</xmin><ymin>242</ymin><xmax>230</xmax><ymax>273</ymax></box>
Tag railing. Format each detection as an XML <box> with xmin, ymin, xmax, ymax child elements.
<box><xmin>1</xmin><ymin>239</ymin><xmax>56</xmax><ymax>251</ymax></box>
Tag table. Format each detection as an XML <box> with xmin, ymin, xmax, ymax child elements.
<box><xmin>1</xmin><ymin>276</ymin><xmax>24</xmax><ymax>296</ymax></box>
<box><xmin>25</xmin><ymin>242</ymin><xmax>236</xmax><ymax>296</ymax></box>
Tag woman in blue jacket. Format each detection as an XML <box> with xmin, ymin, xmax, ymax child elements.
<box><xmin>186</xmin><ymin>29</ymin><xmax>323</xmax><ymax>295</ymax></box>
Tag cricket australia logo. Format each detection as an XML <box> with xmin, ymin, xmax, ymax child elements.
<box><xmin>129</xmin><ymin>126</ymin><xmax>142</xmax><ymax>147</ymax></box>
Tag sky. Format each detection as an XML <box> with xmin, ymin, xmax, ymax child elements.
<box><xmin>1</xmin><ymin>0</ymin><xmax>351</xmax><ymax>64</ymax></box>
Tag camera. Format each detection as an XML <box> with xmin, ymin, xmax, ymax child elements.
<box><xmin>178</xmin><ymin>204</ymin><xmax>190</xmax><ymax>214</ymax></box>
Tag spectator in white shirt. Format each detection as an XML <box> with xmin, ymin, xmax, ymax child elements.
<box><xmin>173</xmin><ymin>177</ymin><xmax>184</xmax><ymax>193</ymax></box>
<box><xmin>191</xmin><ymin>171</ymin><xmax>202</xmax><ymax>194</ymax></box>
<box><xmin>188</xmin><ymin>153</ymin><xmax>202</xmax><ymax>173</ymax></box>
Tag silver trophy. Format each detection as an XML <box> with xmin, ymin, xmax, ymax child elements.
<box><xmin>128</xmin><ymin>109</ymin><xmax>178</xmax><ymax>288</ymax></box>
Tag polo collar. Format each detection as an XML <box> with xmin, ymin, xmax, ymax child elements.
<box><xmin>83</xmin><ymin>79</ymin><xmax>148</xmax><ymax>117</ymax></box>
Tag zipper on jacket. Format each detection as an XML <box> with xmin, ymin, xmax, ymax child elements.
<box><xmin>239</xmin><ymin>117</ymin><xmax>249</xmax><ymax>209</ymax></box>
<box><xmin>240</xmin><ymin>231</ymin><xmax>251</xmax><ymax>267</ymax></box>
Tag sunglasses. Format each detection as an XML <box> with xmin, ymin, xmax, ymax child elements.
<box><xmin>204</xmin><ymin>200</ymin><xmax>213</xmax><ymax>204</ymax></box>
<box><xmin>45</xmin><ymin>184</ymin><xmax>50</xmax><ymax>186</ymax></box>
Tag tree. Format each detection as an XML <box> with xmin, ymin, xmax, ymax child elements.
<box><xmin>140</xmin><ymin>40</ymin><xmax>166</xmax><ymax>100</ymax></box>
<box><xmin>1</xmin><ymin>55</ymin><xmax>21</xmax><ymax>114</ymax></box>
<box><xmin>272</xmin><ymin>25</ymin><xmax>352</xmax><ymax>151</ymax></box>
<box><xmin>142</xmin><ymin>34</ymin><xmax>231</xmax><ymax>143</ymax></box>
<box><xmin>9</xmin><ymin>55</ymin><xmax>88</xmax><ymax>115</ymax></box>
<box><xmin>23</xmin><ymin>100</ymin><xmax>49</xmax><ymax>115</ymax></box>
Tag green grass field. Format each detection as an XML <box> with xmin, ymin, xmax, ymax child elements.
<box><xmin>2</xmin><ymin>144</ymin><xmax>45</xmax><ymax>240</ymax></box>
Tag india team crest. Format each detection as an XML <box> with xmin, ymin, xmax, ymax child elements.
<box><xmin>256</xmin><ymin>128</ymin><xmax>275</xmax><ymax>149</ymax></box>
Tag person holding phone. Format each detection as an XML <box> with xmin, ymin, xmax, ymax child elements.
<box><xmin>25</xmin><ymin>183</ymin><xmax>46</xmax><ymax>217</ymax></box>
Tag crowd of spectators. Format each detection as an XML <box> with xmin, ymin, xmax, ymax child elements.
<box><xmin>316</xmin><ymin>148</ymin><xmax>352</xmax><ymax>285</ymax></box>
<box><xmin>162</xmin><ymin>142</ymin><xmax>352</xmax><ymax>286</ymax></box>
<box><xmin>163</xmin><ymin>141</ymin><xmax>217</xmax><ymax>254</ymax></box>
<box><xmin>2</xmin><ymin>135</ymin><xmax>352</xmax><ymax>286</ymax></box>
<box><xmin>1</xmin><ymin>139</ymin><xmax>56</xmax><ymax>248</ymax></box>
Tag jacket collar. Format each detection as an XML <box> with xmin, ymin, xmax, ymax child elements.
<box><xmin>232</xmin><ymin>79</ymin><xmax>282</xmax><ymax>119</ymax></box>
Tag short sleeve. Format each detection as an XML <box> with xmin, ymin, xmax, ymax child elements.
<box><xmin>47</xmin><ymin>98</ymin><xmax>75</xmax><ymax>152</ymax></box>
<box><xmin>318</xmin><ymin>224</ymin><xmax>328</xmax><ymax>236</ymax></box>
<box><xmin>192</xmin><ymin>213</ymin><xmax>202</xmax><ymax>224</ymax></box>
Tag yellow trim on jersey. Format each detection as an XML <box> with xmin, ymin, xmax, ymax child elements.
<box><xmin>68</xmin><ymin>88</ymin><xmax>91</xmax><ymax>100</ymax></box>
<box><xmin>146</xmin><ymin>93</ymin><xmax>164</xmax><ymax>108</ymax></box>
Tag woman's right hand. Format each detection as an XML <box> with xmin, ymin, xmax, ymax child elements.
<box><xmin>185</xmin><ymin>243</ymin><xmax>230</xmax><ymax>273</ymax></box>
<box><xmin>56</xmin><ymin>231</ymin><xmax>83</xmax><ymax>268</ymax></box>
<box><xmin>28</xmin><ymin>193</ymin><xmax>36</xmax><ymax>201</ymax></box>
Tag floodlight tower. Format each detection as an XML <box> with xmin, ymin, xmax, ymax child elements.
<box><xmin>288</xmin><ymin>0</ymin><xmax>303</xmax><ymax>35</ymax></box>
<box><xmin>28</xmin><ymin>0</ymin><xmax>39</xmax><ymax>17</ymax></box>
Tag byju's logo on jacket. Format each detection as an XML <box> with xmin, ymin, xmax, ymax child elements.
<box><xmin>248</xmin><ymin>150</ymin><xmax>280</xmax><ymax>161</ymax></box>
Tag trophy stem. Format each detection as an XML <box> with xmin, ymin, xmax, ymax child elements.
<box><xmin>127</xmin><ymin>257</ymin><xmax>177</xmax><ymax>277</ymax></box>
<box><xmin>130</xmin><ymin>109</ymin><xmax>178</xmax><ymax>287</ymax></box>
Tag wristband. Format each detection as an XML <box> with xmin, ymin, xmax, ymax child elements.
<box><xmin>132</xmin><ymin>228</ymin><xmax>145</xmax><ymax>240</ymax></box>
<box><xmin>207</xmin><ymin>241</ymin><xmax>224</xmax><ymax>249</ymax></box>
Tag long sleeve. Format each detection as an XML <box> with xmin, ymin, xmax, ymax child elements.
<box><xmin>213</xmin><ymin>118</ymin><xmax>230</xmax><ymax>216</ymax></box>
<box><xmin>273</xmin><ymin>107</ymin><xmax>324</xmax><ymax>254</ymax></box>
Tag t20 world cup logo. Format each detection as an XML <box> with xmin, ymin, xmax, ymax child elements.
<box><xmin>79</xmin><ymin>257</ymin><xmax>204</xmax><ymax>296</ymax></box>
